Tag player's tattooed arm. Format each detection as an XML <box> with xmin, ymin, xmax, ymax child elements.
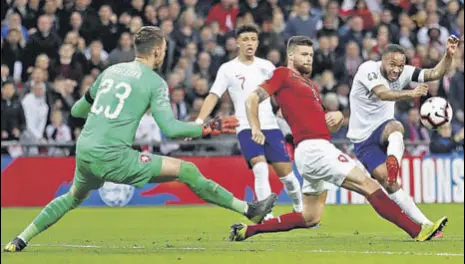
<box><xmin>372</xmin><ymin>84</ymin><xmax>429</xmax><ymax>101</ymax></box>
<box><xmin>246</xmin><ymin>88</ymin><xmax>270</xmax><ymax>145</ymax></box>
<box><xmin>423</xmin><ymin>35</ymin><xmax>461</xmax><ymax>82</ymax></box>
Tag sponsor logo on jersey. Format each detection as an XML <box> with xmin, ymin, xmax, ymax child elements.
<box><xmin>139</xmin><ymin>153</ymin><xmax>152</xmax><ymax>163</ymax></box>
<box><xmin>367</xmin><ymin>72</ymin><xmax>378</xmax><ymax>81</ymax></box>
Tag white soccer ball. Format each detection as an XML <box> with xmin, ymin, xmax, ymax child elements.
<box><xmin>420</xmin><ymin>97</ymin><xmax>453</xmax><ymax>130</ymax></box>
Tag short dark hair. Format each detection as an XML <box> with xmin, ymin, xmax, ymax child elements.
<box><xmin>287</xmin><ymin>36</ymin><xmax>314</xmax><ymax>52</ymax></box>
<box><xmin>134</xmin><ymin>26</ymin><xmax>165</xmax><ymax>56</ymax></box>
<box><xmin>383</xmin><ymin>44</ymin><xmax>406</xmax><ymax>57</ymax></box>
<box><xmin>235</xmin><ymin>24</ymin><xmax>259</xmax><ymax>38</ymax></box>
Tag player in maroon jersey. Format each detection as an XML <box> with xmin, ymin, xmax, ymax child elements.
<box><xmin>229</xmin><ymin>36</ymin><xmax>447</xmax><ymax>242</ymax></box>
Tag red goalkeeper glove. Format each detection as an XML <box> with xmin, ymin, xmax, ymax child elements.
<box><xmin>202</xmin><ymin>116</ymin><xmax>239</xmax><ymax>136</ymax></box>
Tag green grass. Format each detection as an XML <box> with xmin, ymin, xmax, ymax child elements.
<box><xmin>1</xmin><ymin>204</ymin><xmax>464</xmax><ymax>264</ymax></box>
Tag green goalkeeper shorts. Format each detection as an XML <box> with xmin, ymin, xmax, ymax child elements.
<box><xmin>73</xmin><ymin>148</ymin><xmax>164</xmax><ymax>192</ymax></box>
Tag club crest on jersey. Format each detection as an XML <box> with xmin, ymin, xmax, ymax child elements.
<box><xmin>389</xmin><ymin>81</ymin><xmax>401</xmax><ymax>90</ymax></box>
<box><xmin>261</xmin><ymin>68</ymin><xmax>273</xmax><ymax>80</ymax></box>
<box><xmin>139</xmin><ymin>153</ymin><xmax>152</xmax><ymax>163</ymax></box>
<box><xmin>367</xmin><ymin>72</ymin><xmax>378</xmax><ymax>81</ymax></box>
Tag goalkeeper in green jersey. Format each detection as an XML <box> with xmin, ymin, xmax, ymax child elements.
<box><xmin>4</xmin><ymin>26</ymin><xmax>277</xmax><ymax>252</ymax></box>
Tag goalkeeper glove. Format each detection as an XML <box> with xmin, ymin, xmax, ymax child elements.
<box><xmin>201</xmin><ymin>116</ymin><xmax>239</xmax><ymax>136</ymax></box>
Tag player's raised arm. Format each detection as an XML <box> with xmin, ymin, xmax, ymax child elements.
<box><xmin>196</xmin><ymin>65</ymin><xmax>229</xmax><ymax>124</ymax></box>
<box><xmin>150</xmin><ymin>83</ymin><xmax>238</xmax><ymax>138</ymax></box>
<box><xmin>150</xmin><ymin>83</ymin><xmax>203</xmax><ymax>138</ymax></box>
<box><xmin>422</xmin><ymin>35</ymin><xmax>461</xmax><ymax>82</ymax></box>
<box><xmin>71</xmin><ymin>74</ymin><xmax>102</xmax><ymax>118</ymax></box>
<box><xmin>372</xmin><ymin>84</ymin><xmax>429</xmax><ymax>101</ymax></box>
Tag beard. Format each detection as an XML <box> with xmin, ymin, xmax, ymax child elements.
<box><xmin>295</xmin><ymin>63</ymin><xmax>312</xmax><ymax>76</ymax></box>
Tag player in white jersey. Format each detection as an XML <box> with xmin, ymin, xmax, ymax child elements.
<box><xmin>197</xmin><ymin>25</ymin><xmax>303</xmax><ymax>216</ymax></box>
<box><xmin>348</xmin><ymin>37</ymin><xmax>461</xmax><ymax>234</ymax></box>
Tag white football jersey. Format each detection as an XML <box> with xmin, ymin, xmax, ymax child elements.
<box><xmin>347</xmin><ymin>61</ymin><xmax>425</xmax><ymax>143</ymax></box>
<box><xmin>210</xmin><ymin>57</ymin><xmax>279</xmax><ymax>133</ymax></box>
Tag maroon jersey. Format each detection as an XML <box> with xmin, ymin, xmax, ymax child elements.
<box><xmin>261</xmin><ymin>67</ymin><xmax>331</xmax><ymax>145</ymax></box>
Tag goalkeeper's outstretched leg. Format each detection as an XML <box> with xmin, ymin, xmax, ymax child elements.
<box><xmin>5</xmin><ymin>153</ymin><xmax>276</xmax><ymax>252</ymax></box>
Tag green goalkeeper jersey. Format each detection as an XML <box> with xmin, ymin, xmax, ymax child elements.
<box><xmin>76</xmin><ymin>61</ymin><xmax>202</xmax><ymax>161</ymax></box>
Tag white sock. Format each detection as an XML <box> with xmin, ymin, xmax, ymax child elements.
<box><xmin>387</xmin><ymin>131</ymin><xmax>405</xmax><ymax>163</ymax></box>
<box><xmin>280</xmin><ymin>172</ymin><xmax>303</xmax><ymax>212</ymax></box>
<box><xmin>389</xmin><ymin>189</ymin><xmax>432</xmax><ymax>225</ymax></box>
<box><xmin>252</xmin><ymin>162</ymin><xmax>271</xmax><ymax>201</ymax></box>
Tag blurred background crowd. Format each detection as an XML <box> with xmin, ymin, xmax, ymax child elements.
<box><xmin>1</xmin><ymin>0</ymin><xmax>464</xmax><ymax>157</ymax></box>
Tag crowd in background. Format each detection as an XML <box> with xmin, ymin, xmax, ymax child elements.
<box><xmin>1</xmin><ymin>0</ymin><xmax>464</xmax><ymax>156</ymax></box>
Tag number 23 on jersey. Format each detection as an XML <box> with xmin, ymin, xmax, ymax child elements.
<box><xmin>91</xmin><ymin>79</ymin><xmax>132</xmax><ymax>119</ymax></box>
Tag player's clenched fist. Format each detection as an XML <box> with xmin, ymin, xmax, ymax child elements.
<box><xmin>325</xmin><ymin>111</ymin><xmax>344</xmax><ymax>132</ymax></box>
<box><xmin>251</xmin><ymin>127</ymin><xmax>266</xmax><ymax>145</ymax></box>
<box><xmin>411</xmin><ymin>84</ymin><xmax>429</xmax><ymax>98</ymax></box>
<box><xmin>202</xmin><ymin>116</ymin><xmax>239</xmax><ymax>136</ymax></box>
<box><xmin>446</xmin><ymin>35</ymin><xmax>461</xmax><ymax>57</ymax></box>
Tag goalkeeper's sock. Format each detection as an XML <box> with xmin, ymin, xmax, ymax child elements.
<box><xmin>245</xmin><ymin>212</ymin><xmax>308</xmax><ymax>238</ymax></box>
<box><xmin>18</xmin><ymin>192</ymin><xmax>82</xmax><ymax>243</ymax></box>
<box><xmin>279</xmin><ymin>172</ymin><xmax>303</xmax><ymax>212</ymax></box>
<box><xmin>178</xmin><ymin>162</ymin><xmax>248</xmax><ymax>214</ymax></box>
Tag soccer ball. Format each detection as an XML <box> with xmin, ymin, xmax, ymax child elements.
<box><xmin>420</xmin><ymin>97</ymin><xmax>453</xmax><ymax>130</ymax></box>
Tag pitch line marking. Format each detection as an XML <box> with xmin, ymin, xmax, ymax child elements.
<box><xmin>2</xmin><ymin>243</ymin><xmax>464</xmax><ymax>257</ymax></box>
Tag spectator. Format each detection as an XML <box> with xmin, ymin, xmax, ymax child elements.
<box><xmin>96</xmin><ymin>5</ymin><xmax>120</xmax><ymax>52</ymax></box>
<box><xmin>160</xmin><ymin>19</ymin><xmax>177</xmax><ymax>76</ymax></box>
<box><xmin>21</xmin><ymin>82</ymin><xmax>49</xmax><ymax>154</ymax></box>
<box><xmin>222</xmin><ymin>36</ymin><xmax>239</xmax><ymax>63</ymax></box>
<box><xmin>73</xmin><ymin>0</ymin><xmax>99</xmax><ymax>43</ymax></box>
<box><xmin>1</xmin><ymin>28</ymin><xmax>24</xmax><ymax>81</ymax></box>
<box><xmin>1</xmin><ymin>64</ymin><xmax>12</xmax><ymax>85</ymax></box>
<box><xmin>350</xmin><ymin>0</ymin><xmax>375</xmax><ymax>31</ymax></box>
<box><xmin>317</xmin><ymin>15</ymin><xmax>339</xmax><ymax>38</ymax></box>
<box><xmin>45</xmin><ymin>110</ymin><xmax>72</xmax><ymax>156</ymax></box>
<box><xmin>168</xmin><ymin>1</ymin><xmax>182</xmax><ymax>21</ymax></box>
<box><xmin>21</xmin><ymin>67</ymin><xmax>52</xmax><ymax>98</ymax></box>
<box><xmin>22</xmin><ymin>15</ymin><xmax>61</xmax><ymax>70</ymax></box>
<box><xmin>187</xmin><ymin>77</ymin><xmax>209</xmax><ymax>105</ymax></box>
<box><xmin>1</xmin><ymin>12</ymin><xmax>28</xmax><ymax>41</ymax></box>
<box><xmin>267</xmin><ymin>49</ymin><xmax>282</xmax><ymax>67</ymax></box>
<box><xmin>430</xmin><ymin>124</ymin><xmax>464</xmax><ymax>154</ymax></box>
<box><xmin>283</xmin><ymin>1</ymin><xmax>319</xmax><ymax>41</ymax></box>
<box><xmin>324</xmin><ymin>93</ymin><xmax>341</xmax><ymax>112</ymax></box>
<box><xmin>333</xmin><ymin>41</ymin><xmax>363</xmax><ymax>83</ymax></box>
<box><xmin>143</xmin><ymin>4</ymin><xmax>158</xmax><ymax>27</ymax></box>
<box><xmin>240</xmin><ymin>0</ymin><xmax>273</xmax><ymax>25</ymax></box>
<box><xmin>107</xmin><ymin>32</ymin><xmax>135</xmax><ymax>66</ymax></box>
<box><xmin>379</xmin><ymin>9</ymin><xmax>400</xmax><ymax>43</ymax></box>
<box><xmin>417</xmin><ymin>13</ymin><xmax>449</xmax><ymax>49</ymax></box>
<box><xmin>404</xmin><ymin>108</ymin><xmax>430</xmax><ymax>142</ymax></box>
<box><xmin>172</xmin><ymin>9</ymin><xmax>201</xmax><ymax>51</ymax></box>
<box><xmin>258</xmin><ymin>17</ymin><xmax>284</xmax><ymax>58</ymax></box>
<box><xmin>23</xmin><ymin>0</ymin><xmax>40</xmax><ymax>29</ymax></box>
<box><xmin>129</xmin><ymin>16</ymin><xmax>144</xmax><ymax>35</ymax></box>
<box><xmin>194</xmin><ymin>51</ymin><xmax>215</xmax><ymax>84</ymax></box>
<box><xmin>1</xmin><ymin>81</ymin><xmax>25</xmax><ymax>141</ymax></box>
<box><xmin>129</xmin><ymin>0</ymin><xmax>146</xmax><ymax>18</ymax></box>
<box><xmin>171</xmin><ymin>87</ymin><xmax>188</xmax><ymax>121</ymax></box>
<box><xmin>341</xmin><ymin>16</ymin><xmax>365</xmax><ymax>48</ymax></box>
<box><xmin>85</xmin><ymin>41</ymin><xmax>108</xmax><ymax>77</ymax></box>
<box><xmin>206</xmin><ymin>0</ymin><xmax>239</xmax><ymax>34</ymax></box>
<box><xmin>313</xmin><ymin>36</ymin><xmax>337</xmax><ymax>77</ymax></box>
<box><xmin>49</xmin><ymin>44</ymin><xmax>84</xmax><ymax>83</ymax></box>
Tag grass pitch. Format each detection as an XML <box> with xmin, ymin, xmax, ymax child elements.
<box><xmin>1</xmin><ymin>204</ymin><xmax>463</xmax><ymax>264</ymax></box>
